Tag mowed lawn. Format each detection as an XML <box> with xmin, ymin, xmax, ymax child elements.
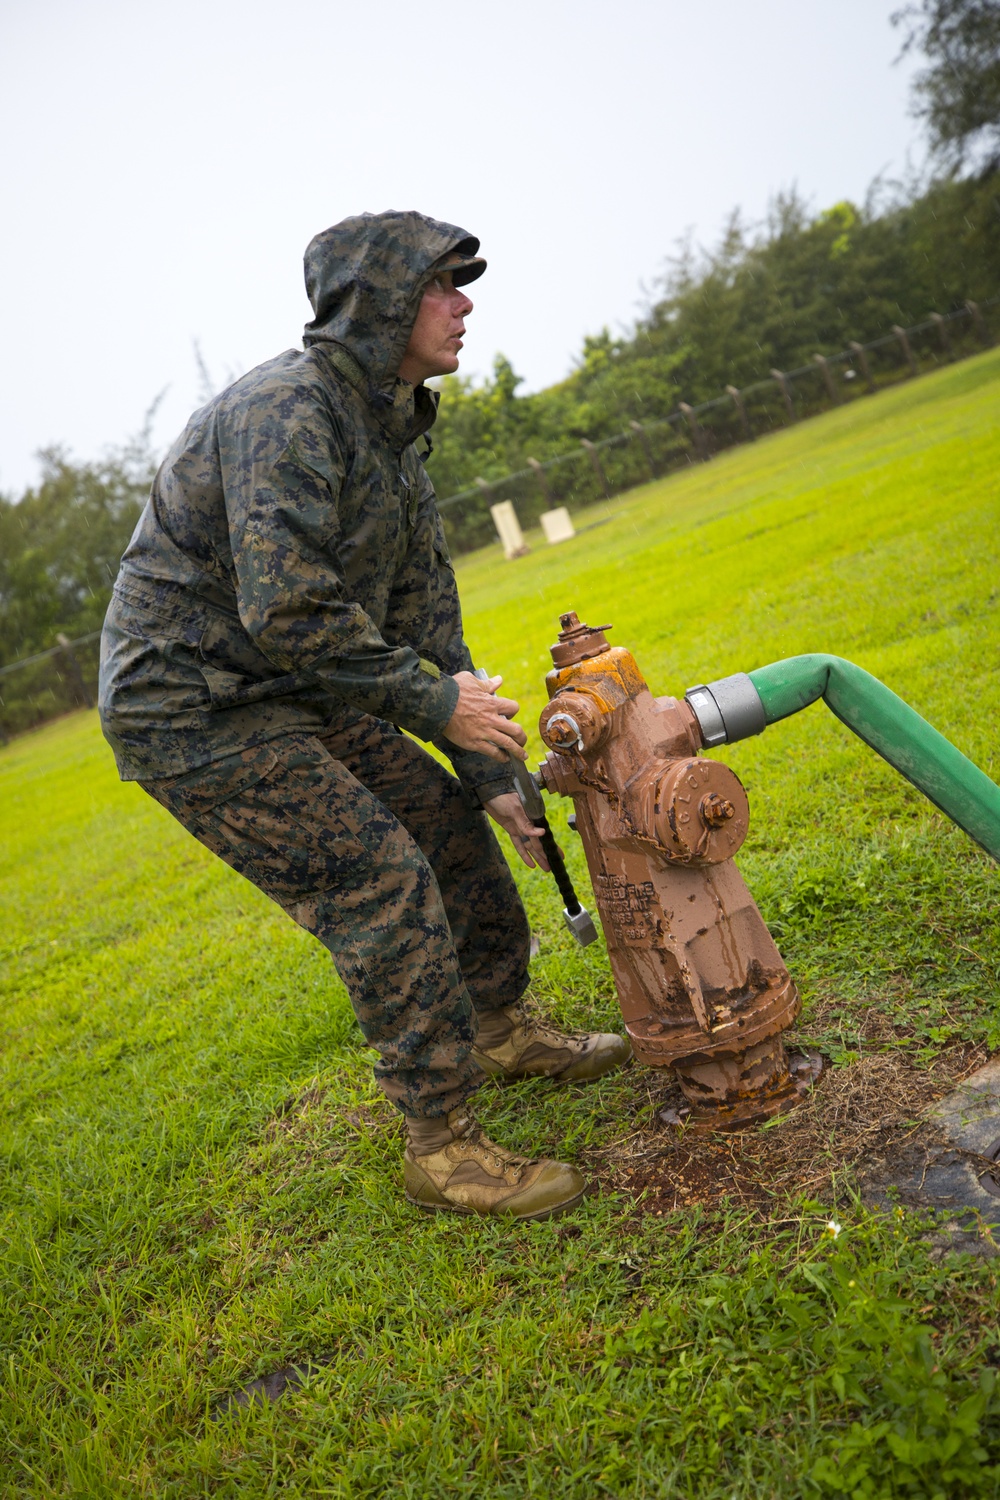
<box><xmin>3</xmin><ymin>350</ymin><xmax>1000</xmax><ymax>1498</ymax></box>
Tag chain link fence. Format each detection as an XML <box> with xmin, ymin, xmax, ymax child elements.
<box><xmin>0</xmin><ymin>632</ymin><xmax>100</xmax><ymax>743</ymax></box>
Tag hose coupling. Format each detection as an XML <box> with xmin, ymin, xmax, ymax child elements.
<box><xmin>685</xmin><ymin>673</ymin><xmax>766</xmax><ymax>747</ymax></box>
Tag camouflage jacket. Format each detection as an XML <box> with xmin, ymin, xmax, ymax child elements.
<box><xmin>99</xmin><ymin>211</ymin><xmax>512</xmax><ymax>804</ymax></box>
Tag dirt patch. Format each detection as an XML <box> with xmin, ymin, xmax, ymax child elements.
<box><xmin>592</xmin><ymin>1033</ymin><xmax>990</xmax><ymax>1220</ymax></box>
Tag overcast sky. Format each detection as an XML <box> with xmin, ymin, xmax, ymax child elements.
<box><xmin>0</xmin><ymin>0</ymin><xmax>924</xmax><ymax>496</ymax></box>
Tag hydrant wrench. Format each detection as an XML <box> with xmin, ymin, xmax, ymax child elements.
<box><xmin>475</xmin><ymin>668</ymin><xmax>598</xmax><ymax>946</ymax></box>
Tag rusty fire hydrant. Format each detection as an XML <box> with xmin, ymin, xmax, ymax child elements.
<box><xmin>537</xmin><ymin>612</ymin><xmax>819</xmax><ymax>1131</ymax></box>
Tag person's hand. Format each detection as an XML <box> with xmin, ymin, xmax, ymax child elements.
<box><xmin>483</xmin><ymin>791</ymin><xmax>551</xmax><ymax>871</ymax></box>
<box><xmin>442</xmin><ymin>672</ymin><xmax>529</xmax><ymax>763</ymax></box>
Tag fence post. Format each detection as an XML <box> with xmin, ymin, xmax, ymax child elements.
<box><xmin>770</xmin><ymin>369</ymin><xmax>795</xmax><ymax>424</ymax></box>
<box><xmin>849</xmin><ymin>341</ymin><xmax>876</xmax><ymax>393</ymax></box>
<box><xmin>628</xmin><ymin>420</ymin><xmax>658</xmax><ymax>480</ymax></box>
<box><xmin>929</xmin><ymin>312</ymin><xmax>953</xmax><ymax>360</ymax></box>
<box><xmin>526</xmin><ymin>457</ymin><xmax>554</xmax><ymax>507</ymax></box>
<box><xmin>678</xmin><ymin>403</ymin><xmax>708</xmax><ymax>461</ymax></box>
<box><xmin>55</xmin><ymin>632</ymin><xmax>94</xmax><ymax>709</ymax></box>
<box><xmin>892</xmin><ymin>325</ymin><xmax>917</xmax><ymax>377</ymax></box>
<box><xmin>966</xmin><ymin>300</ymin><xmax>992</xmax><ymax>347</ymax></box>
<box><xmin>812</xmin><ymin>354</ymin><xmax>840</xmax><ymax>406</ymax></box>
<box><xmin>725</xmin><ymin>385</ymin><xmax>753</xmax><ymax>441</ymax></box>
<box><xmin>580</xmin><ymin>439</ymin><xmax>611</xmax><ymax>498</ymax></box>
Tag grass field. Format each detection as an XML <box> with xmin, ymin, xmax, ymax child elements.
<box><xmin>3</xmin><ymin>349</ymin><xmax>1000</xmax><ymax>1497</ymax></box>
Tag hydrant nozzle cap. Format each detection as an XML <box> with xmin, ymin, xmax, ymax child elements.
<box><xmin>551</xmin><ymin>611</ymin><xmax>613</xmax><ymax>668</ymax></box>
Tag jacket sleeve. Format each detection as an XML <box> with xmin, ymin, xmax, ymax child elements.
<box><xmin>224</xmin><ymin>415</ymin><xmax>459</xmax><ymax>742</ymax></box>
<box><xmin>383</xmin><ymin>457</ymin><xmax>516</xmax><ymax>805</ymax></box>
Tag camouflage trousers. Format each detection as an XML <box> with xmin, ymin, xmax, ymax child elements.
<box><xmin>141</xmin><ymin>717</ymin><xmax>531</xmax><ymax>1117</ymax></box>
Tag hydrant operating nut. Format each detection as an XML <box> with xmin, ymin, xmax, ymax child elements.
<box><xmin>540</xmin><ymin>692</ymin><xmax>607</xmax><ymax>754</ymax></box>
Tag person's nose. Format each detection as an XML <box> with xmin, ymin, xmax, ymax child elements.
<box><xmin>454</xmin><ymin>290</ymin><xmax>473</xmax><ymax>317</ymax></box>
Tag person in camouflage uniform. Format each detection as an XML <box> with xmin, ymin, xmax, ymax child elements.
<box><xmin>99</xmin><ymin>210</ymin><xmax>629</xmax><ymax>1220</ymax></box>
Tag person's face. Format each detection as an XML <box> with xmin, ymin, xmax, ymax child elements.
<box><xmin>397</xmin><ymin>270</ymin><xmax>474</xmax><ymax>385</ymax></box>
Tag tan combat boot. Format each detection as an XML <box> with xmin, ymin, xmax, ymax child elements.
<box><xmin>471</xmin><ymin>996</ymin><xmax>631</xmax><ymax>1083</ymax></box>
<box><xmin>404</xmin><ymin>1107</ymin><xmax>585</xmax><ymax>1220</ymax></box>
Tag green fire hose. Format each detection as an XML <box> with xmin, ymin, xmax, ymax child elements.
<box><xmin>684</xmin><ymin>653</ymin><xmax>1000</xmax><ymax>862</ymax></box>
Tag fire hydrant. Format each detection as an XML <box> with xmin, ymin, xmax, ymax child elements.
<box><xmin>537</xmin><ymin>612</ymin><xmax>813</xmax><ymax>1131</ymax></box>
<box><xmin>530</xmin><ymin>609</ymin><xmax>1000</xmax><ymax>1130</ymax></box>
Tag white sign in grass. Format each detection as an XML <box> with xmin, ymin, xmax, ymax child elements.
<box><xmin>540</xmin><ymin>506</ymin><xmax>575</xmax><ymax>544</ymax></box>
<box><xmin>490</xmin><ymin>500</ymin><xmax>530</xmax><ymax>559</ymax></box>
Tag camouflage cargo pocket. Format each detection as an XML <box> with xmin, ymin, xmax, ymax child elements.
<box><xmin>145</xmin><ymin>736</ymin><xmax>383</xmax><ymax>905</ymax></box>
<box><xmin>197</xmin><ymin>610</ymin><xmax>300</xmax><ymax>711</ymax></box>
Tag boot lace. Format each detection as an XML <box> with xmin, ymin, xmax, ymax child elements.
<box><xmin>453</xmin><ymin>1113</ymin><xmax>530</xmax><ymax>1177</ymax></box>
<box><xmin>512</xmin><ymin>996</ymin><xmax>590</xmax><ymax>1048</ymax></box>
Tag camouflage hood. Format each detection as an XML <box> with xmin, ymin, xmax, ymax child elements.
<box><xmin>302</xmin><ymin>210</ymin><xmax>481</xmax><ymax>402</ymax></box>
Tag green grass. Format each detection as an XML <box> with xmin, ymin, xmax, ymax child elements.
<box><xmin>3</xmin><ymin>350</ymin><xmax>1000</xmax><ymax>1497</ymax></box>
